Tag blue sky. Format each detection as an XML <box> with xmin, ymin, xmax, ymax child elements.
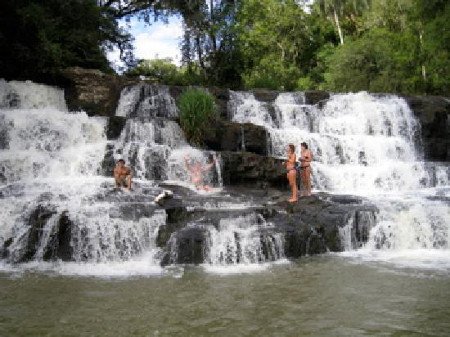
<box><xmin>107</xmin><ymin>15</ymin><xmax>183</xmax><ymax>71</ymax></box>
<box><xmin>106</xmin><ymin>1</ymin><xmax>313</xmax><ymax>72</ymax></box>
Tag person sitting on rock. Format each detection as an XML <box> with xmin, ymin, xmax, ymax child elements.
<box><xmin>184</xmin><ymin>155</ymin><xmax>216</xmax><ymax>191</ymax></box>
<box><xmin>114</xmin><ymin>159</ymin><xmax>132</xmax><ymax>191</ymax></box>
<box><xmin>299</xmin><ymin>142</ymin><xmax>313</xmax><ymax>197</ymax></box>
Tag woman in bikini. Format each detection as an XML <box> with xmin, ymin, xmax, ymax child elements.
<box><xmin>283</xmin><ymin>144</ymin><xmax>298</xmax><ymax>202</ymax></box>
<box><xmin>300</xmin><ymin>142</ymin><xmax>312</xmax><ymax>196</ymax></box>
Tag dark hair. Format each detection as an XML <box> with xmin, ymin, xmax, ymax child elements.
<box><xmin>288</xmin><ymin>144</ymin><xmax>295</xmax><ymax>152</ymax></box>
<box><xmin>300</xmin><ymin>142</ymin><xmax>308</xmax><ymax>149</ymax></box>
<box><xmin>117</xmin><ymin>159</ymin><xmax>125</xmax><ymax>164</ymax></box>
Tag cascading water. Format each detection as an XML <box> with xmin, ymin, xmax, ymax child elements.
<box><xmin>229</xmin><ymin>90</ymin><xmax>449</xmax><ymax>269</ymax></box>
<box><xmin>110</xmin><ymin>83</ymin><xmax>223</xmax><ymax>189</ymax></box>
<box><xmin>206</xmin><ymin>213</ymin><xmax>285</xmax><ymax>265</ymax></box>
<box><xmin>0</xmin><ymin>80</ymin><xmax>169</xmax><ymax>275</ymax></box>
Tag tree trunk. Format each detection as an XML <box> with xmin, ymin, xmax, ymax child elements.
<box><xmin>195</xmin><ymin>34</ymin><xmax>205</xmax><ymax>69</ymax></box>
<box><xmin>333</xmin><ymin>7</ymin><xmax>344</xmax><ymax>45</ymax></box>
<box><xmin>419</xmin><ymin>30</ymin><xmax>426</xmax><ymax>81</ymax></box>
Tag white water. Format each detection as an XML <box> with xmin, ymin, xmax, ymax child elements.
<box><xmin>0</xmin><ymin>81</ymin><xmax>225</xmax><ymax>277</ymax></box>
<box><xmin>1</xmin><ymin>80</ymin><xmax>448</xmax><ymax>276</ymax></box>
<box><xmin>229</xmin><ymin>90</ymin><xmax>449</xmax><ymax>271</ymax></box>
<box><xmin>206</xmin><ymin>213</ymin><xmax>285</xmax><ymax>265</ymax></box>
<box><xmin>110</xmin><ymin>83</ymin><xmax>223</xmax><ymax>188</ymax></box>
<box><xmin>0</xmin><ymin>81</ymin><xmax>168</xmax><ymax>275</ymax></box>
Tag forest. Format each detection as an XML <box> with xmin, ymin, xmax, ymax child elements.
<box><xmin>0</xmin><ymin>0</ymin><xmax>448</xmax><ymax>95</ymax></box>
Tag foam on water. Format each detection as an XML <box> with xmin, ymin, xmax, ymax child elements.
<box><xmin>229</xmin><ymin>90</ymin><xmax>450</xmax><ymax>271</ymax></box>
<box><xmin>205</xmin><ymin>213</ymin><xmax>285</xmax><ymax>265</ymax></box>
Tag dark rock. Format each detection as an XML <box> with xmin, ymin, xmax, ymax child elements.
<box><xmin>43</xmin><ymin>211</ymin><xmax>74</xmax><ymax>261</ymax></box>
<box><xmin>252</xmin><ymin>89</ymin><xmax>279</xmax><ymax>102</ymax></box>
<box><xmin>201</xmin><ymin>121</ymin><xmax>268</xmax><ymax>155</ymax></box>
<box><xmin>19</xmin><ymin>205</ymin><xmax>57</xmax><ymax>262</ymax></box>
<box><xmin>403</xmin><ymin>95</ymin><xmax>449</xmax><ymax>161</ymax></box>
<box><xmin>304</xmin><ymin>90</ymin><xmax>330</xmax><ymax>105</ymax></box>
<box><xmin>60</xmin><ymin>67</ymin><xmax>137</xmax><ymax>117</ymax></box>
<box><xmin>220</xmin><ymin>151</ymin><xmax>286</xmax><ymax>188</ymax></box>
<box><xmin>161</xmin><ymin>226</ymin><xmax>208</xmax><ymax>265</ymax></box>
<box><xmin>106</xmin><ymin>116</ymin><xmax>127</xmax><ymax>140</ymax></box>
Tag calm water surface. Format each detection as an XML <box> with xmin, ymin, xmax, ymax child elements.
<box><xmin>1</xmin><ymin>256</ymin><xmax>449</xmax><ymax>337</ymax></box>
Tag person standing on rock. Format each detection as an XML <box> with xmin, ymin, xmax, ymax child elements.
<box><xmin>283</xmin><ymin>144</ymin><xmax>298</xmax><ymax>202</ymax></box>
<box><xmin>300</xmin><ymin>142</ymin><xmax>312</xmax><ymax>197</ymax></box>
<box><xmin>114</xmin><ymin>159</ymin><xmax>132</xmax><ymax>191</ymax></box>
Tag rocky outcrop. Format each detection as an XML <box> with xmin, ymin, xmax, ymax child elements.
<box><xmin>42</xmin><ymin>211</ymin><xmax>74</xmax><ymax>261</ymax></box>
<box><xmin>60</xmin><ymin>67</ymin><xmax>137</xmax><ymax>117</ymax></box>
<box><xmin>403</xmin><ymin>95</ymin><xmax>449</xmax><ymax>161</ymax></box>
<box><xmin>200</xmin><ymin>120</ymin><xmax>269</xmax><ymax>155</ymax></box>
<box><xmin>220</xmin><ymin>151</ymin><xmax>286</xmax><ymax>188</ymax></box>
<box><xmin>304</xmin><ymin>90</ymin><xmax>330</xmax><ymax>105</ymax></box>
<box><xmin>156</xmin><ymin>188</ymin><xmax>379</xmax><ymax>265</ymax></box>
<box><xmin>0</xmin><ymin>181</ymin><xmax>378</xmax><ymax>266</ymax></box>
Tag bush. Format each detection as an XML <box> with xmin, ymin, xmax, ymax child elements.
<box><xmin>177</xmin><ymin>88</ymin><xmax>217</xmax><ymax>145</ymax></box>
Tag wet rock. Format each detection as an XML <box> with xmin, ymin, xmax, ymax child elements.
<box><xmin>161</xmin><ymin>226</ymin><xmax>208</xmax><ymax>265</ymax></box>
<box><xmin>43</xmin><ymin>211</ymin><xmax>74</xmax><ymax>261</ymax></box>
<box><xmin>220</xmin><ymin>151</ymin><xmax>286</xmax><ymax>188</ymax></box>
<box><xmin>106</xmin><ymin>116</ymin><xmax>127</xmax><ymax>140</ymax></box>
<box><xmin>252</xmin><ymin>89</ymin><xmax>279</xmax><ymax>102</ymax></box>
<box><xmin>60</xmin><ymin>67</ymin><xmax>137</xmax><ymax>117</ymax></box>
<box><xmin>304</xmin><ymin>90</ymin><xmax>330</xmax><ymax>105</ymax></box>
<box><xmin>403</xmin><ymin>95</ymin><xmax>449</xmax><ymax>161</ymax></box>
<box><xmin>19</xmin><ymin>205</ymin><xmax>57</xmax><ymax>262</ymax></box>
<box><xmin>201</xmin><ymin>121</ymin><xmax>268</xmax><ymax>155</ymax></box>
<box><xmin>100</xmin><ymin>143</ymin><xmax>115</xmax><ymax>177</ymax></box>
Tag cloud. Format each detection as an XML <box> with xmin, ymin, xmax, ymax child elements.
<box><xmin>107</xmin><ymin>17</ymin><xmax>183</xmax><ymax>71</ymax></box>
<box><xmin>134</xmin><ymin>22</ymin><xmax>183</xmax><ymax>64</ymax></box>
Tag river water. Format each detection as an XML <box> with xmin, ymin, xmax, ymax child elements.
<box><xmin>1</xmin><ymin>257</ymin><xmax>449</xmax><ymax>337</ymax></box>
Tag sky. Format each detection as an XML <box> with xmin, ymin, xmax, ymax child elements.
<box><xmin>106</xmin><ymin>1</ymin><xmax>313</xmax><ymax>72</ymax></box>
<box><xmin>107</xmin><ymin>15</ymin><xmax>183</xmax><ymax>72</ymax></box>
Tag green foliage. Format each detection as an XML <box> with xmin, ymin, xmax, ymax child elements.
<box><xmin>322</xmin><ymin>29</ymin><xmax>421</xmax><ymax>93</ymax></box>
<box><xmin>0</xmin><ymin>0</ymin><xmax>132</xmax><ymax>82</ymax></box>
<box><xmin>236</xmin><ymin>0</ymin><xmax>334</xmax><ymax>90</ymax></box>
<box><xmin>126</xmin><ymin>58</ymin><xmax>208</xmax><ymax>86</ymax></box>
<box><xmin>177</xmin><ymin>88</ymin><xmax>217</xmax><ymax>145</ymax></box>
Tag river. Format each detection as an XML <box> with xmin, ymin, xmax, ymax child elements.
<box><xmin>1</xmin><ymin>256</ymin><xmax>449</xmax><ymax>336</ymax></box>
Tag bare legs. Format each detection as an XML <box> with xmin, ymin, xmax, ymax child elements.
<box><xmin>300</xmin><ymin>167</ymin><xmax>311</xmax><ymax>196</ymax></box>
<box><xmin>115</xmin><ymin>175</ymin><xmax>132</xmax><ymax>191</ymax></box>
<box><xmin>287</xmin><ymin>170</ymin><xmax>298</xmax><ymax>202</ymax></box>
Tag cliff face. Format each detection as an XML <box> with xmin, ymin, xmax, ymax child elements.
<box><xmin>59</xmin><ymin>67</ymin><xmax>449</xmax><ymax>162</ymax></box>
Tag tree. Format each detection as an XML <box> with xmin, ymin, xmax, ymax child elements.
<box><xmin>236</xmin><ymin>0</ymin><xmax>335</xmax><ymax>90</ymax></box>
<box><xmin>314</xmin><ymin>0</ymin><xmax>371</xmax><ymax>45</ymax></box>
<box><xmin>0</xmin><ymin>0</ymin><xmax>132</xmax><ymax>82</ymax></box>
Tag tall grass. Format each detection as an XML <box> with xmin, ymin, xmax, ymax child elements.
<box><xmin>177</xmin><ymin>88</ymin><xmax>217</xmax><ymax>145</ymax></box>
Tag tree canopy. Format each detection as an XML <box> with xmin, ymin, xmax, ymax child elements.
<box><xmin>0</xmin><ymin>0</ymin><xmax>448</xmax><ymax>95</ymax></box>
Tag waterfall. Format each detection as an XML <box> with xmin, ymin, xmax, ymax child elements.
<box><xmin>0</xmin><ymin>81</ymin><xmax>168</xmax><ymax>273</ymax></box>
<box><xmin>229</xmin><ymin>90</ymin><xmax>449</xmax><ymax>267</ymax></box>
<box><xmin>205</xmin><ymin>213</ymin><xmax>284</xmax><ymax>265</ymax></box>
<box><xmin>109</xmin><ymin>83</ymin><xmax>223</xmax><ymax>189</ymax></box>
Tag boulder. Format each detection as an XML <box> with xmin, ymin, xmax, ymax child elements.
<box><xmin>403</xmin><ymin>95</ymin><xmax>449</xmax><ymax>161</ymax></box>
<box><xmin>106</xmin><ymin>116</ymin><xmax>127</xmax><ymax>140</ymax></box>
<box><xmin>220</xmin><ymin>151</ymin><xmax>286</xmax><ymax>188</ymax></box>
<box><xmin>201</xmin><ymin>121</ymin><xmax>269</xmax><ymax>155</ymax></box>
<box><xmin>43</xmin><ymin>211</ymin><xmax>74</xmax><ymax>261</ymax></box>
<box><xmin>304</xmin><ymin>90</ymin><xmax>330</xmax><ymax>105</ymax></box>
<box><xmin>16</xmin><ymin>205</ymin><xmax>57</xmax><ymax>262</ymax></box>
<box><xmin>158</xmin><ymin>191</ymin><xmax>378</xmax><ymax>265</ymax></box>
<box><xmin>60</xmin><ymin>67</ymin><xmax>137</xmax><ymax>117</ymax></box>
